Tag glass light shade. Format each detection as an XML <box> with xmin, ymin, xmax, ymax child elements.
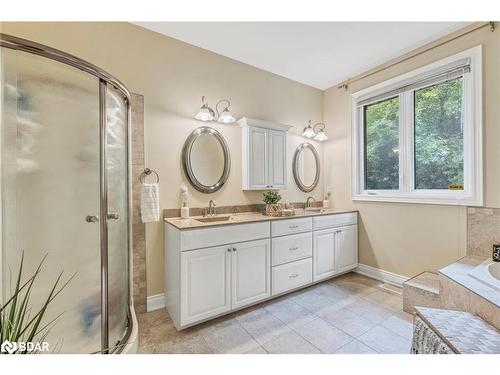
<box><xmin>302</xmin><ymin>125</ymin><xmax>315</xmax><ymax>138</ymax></box>
<box><xmin>314</xmin><ymin>129</ymin><xmax>328</xmax><ymax>141</ymax></box>
<box><xmin>217</xmin><ymin>109</ymin><xmax>235</xmax><ymax>124</ymax></box>
<box><xmin>195</xmin><ymin>107</ymin><xmax>214</xmax><ymax>122</ymax></box>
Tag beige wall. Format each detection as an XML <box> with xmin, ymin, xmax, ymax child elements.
<box><xmin>0</xmin><ymin>22</ymin><xmax>324</xmax><ymax>297</ymax></box>
<box><xmin>323</xmin><ymin>24</ymin><xmax>500</xmax><ymax>277</ymax></box>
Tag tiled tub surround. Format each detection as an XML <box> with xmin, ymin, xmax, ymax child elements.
<box><xmin>467</xmin><ymin>207</ymin><xmax>500</xmax><ymax>258</ymax></box>
<box><xmin>403</xmin><ymin>206</ymin><xmax>500</xmax><ymax>332</ymax></box>
<box><xmin>440</xmin><ymin>257</ymin><xmax>499</xmax><ymax>329</ymax></box>
<box><xmin>164</xmin><ymin>210</ymin><xmax>359</xmax><ymax>330</ymax></box>
<box><xmin>138</xmin><ymin>273</ymin><xmax>413</xmax><ymax>354</ymax></box>
<box><xmin>403</xmin><ymin>257</ymin><xmax>500</xmax><ymax>330</ymax></box>
<box><xmin>440</xmin><ymin>256</ymin><xmax>500</xmax><ymax>308</ymax></box>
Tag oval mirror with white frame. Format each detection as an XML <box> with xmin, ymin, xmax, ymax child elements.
<box><xmin>292</xmin><ymin>142</ymin><xmax>320</xmax><ymax>192</ymax></box>
<box><xmin>182</xmin><ymin>126</ymin><xmax>231</xmax><ymax>193</ymax></box>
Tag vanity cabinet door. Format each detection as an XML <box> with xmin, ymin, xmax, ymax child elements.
<box><xmin>336</xmin><ymin>225</ymin><xmax>358</xmax><ymax>273</ymax></box>
<box><xmin>313</xmin><ymin>228</ymin><xmax>336</xmax><ymax>282</ymax></box>
<box><xmin>231</xmin><ymin>239</ymin><xmax>271</xmax><ymax>309</ymax></box>
<box><xmin>248</xmin><ymin>126</ymin><xmax>268</xmax><ymax>189</ymax></box>
<box><xmin>180</xmin><ymin>245</ymin><xmax>231</xmax><ymax>326</ymax></box>
<box><xmin>268</xmin><ymin>130</ymin><xmax>286</xmax><ymax>189</ymax></box>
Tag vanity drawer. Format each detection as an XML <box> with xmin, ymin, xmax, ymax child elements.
<box><xmin>272</xmin><ymin>232</ymin><xmax>312</xmax><ymax>266</ymax></box>
<box><xmin>271</xmin><ymin>217</ymin><xmax>312</xmax><ymax>237</ymax></box>
<box><xmin>180</xmin><ymin>221</ymin><xmax>270</xmax><ymax>251</ymax></box>
<box><xmin>272</xmin><ymin>258</ymin><xmax>312</xmax><ymax>295</ymax></box>
<box><xmin>313</xmin><ymin>212</ymin><xmax>357</xmax><ymax>230</ymax></box>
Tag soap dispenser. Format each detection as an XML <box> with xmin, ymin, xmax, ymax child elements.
<box><xmin>180</xmin><ymin>186</ymin><xmax>190</xmax><ymax>219</ymax></box>
<box><xmin>323</xmin><ymin>192</ymin><xmax>331</xmax><ymax>209</ymax></box>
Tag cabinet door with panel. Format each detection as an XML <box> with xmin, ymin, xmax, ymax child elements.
<box><xmin>180</xmin><ymin>245</ymin><xmax>231</xmax><ymax>326</ymax></box>
<box><xmin>313</xmin><ymin>228</ymin><xmax>336</xmax><ymax>282</ymax></box>
<box><xmin>231</xmin><ymin>239</ymin><xmax>271</xmax><ymax>309</ymax></box>
<box><xmin>336</xmin><ymin>225</ymin><xmax>358</xmax><ymax>273</ymax></box>
<box><xmin>248</xmin><ymin>126</ymin><xmax>268</xmax><ymax>189</ymax></box>
<box><xmin>268</xmin><ymin>130</ymin><xmax>286</xmax><ymax>189</ymax></box>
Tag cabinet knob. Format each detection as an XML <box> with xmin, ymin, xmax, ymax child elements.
<box><xmin>227</xmin><ymin>248</ymin><xmax>232</xmax><ymax>252</ymax></box>
<box><xmin>289</xmin><ymin>273</ymin><xmax>299</xmax><ymax>279</ymax></box>
<box><xmin>232</xmin><ymin>247</ymin><xmax>237</xmax><ymax>252</ymax></box>
<box><xmin>289</xmin><ymin>246</ymin><xmax>299</xmax><ymax>251</ymax></box>
<box><xmin>289</xmin><ymin>225</ymin><xmax>298</xmax><ymax>229</ymax></box>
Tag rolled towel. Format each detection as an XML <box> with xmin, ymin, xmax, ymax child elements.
<box><xmin>140</xmin><ymin>183</ymin><xmax>160</xmax><ymax>223</ymax></box>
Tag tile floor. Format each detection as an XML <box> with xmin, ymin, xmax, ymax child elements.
<box><xmin>137</xmin><ymin>272</ymin><xmax>414</xmax><ymax>354</ymax></box>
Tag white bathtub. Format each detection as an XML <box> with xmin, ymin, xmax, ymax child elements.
<box><xmin>468</xmin><ymin>259</ymin><xmax>500</xmax><ymax>292</ymax></box>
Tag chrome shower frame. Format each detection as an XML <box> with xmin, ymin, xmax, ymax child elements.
<box><xmin>0</xmin><ymin>33</ymin><xmax>134</xmax><ymax>353</ymax></box>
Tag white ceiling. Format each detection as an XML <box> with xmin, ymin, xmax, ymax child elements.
<box><xmin>135</xmin><ymin>22</ymin><xmax>469</xmax><ymax>90</ymax></box>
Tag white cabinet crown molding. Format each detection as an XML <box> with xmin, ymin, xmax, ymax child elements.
<box><xmin>238</xmin><ymin>117</ymin><xmax>292</xmax><ymax>132</ymax></box>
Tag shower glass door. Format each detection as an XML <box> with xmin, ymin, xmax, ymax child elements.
<box><xmin>106</xmin><ymin>84</ymin><xmax>129</xmax><ymax>349</ymax></box>
<box><xmin>0</xmin><ymin>47</ymin><xmax>102</xmax><ymax>353</ymax></box>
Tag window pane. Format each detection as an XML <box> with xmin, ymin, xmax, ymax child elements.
<box><xmin>364</xmin><ymin>97</ymin><xmax>399</xmax><ymax>190</ymax></box>
<box><xmin>414</xmin><ymin>78</ymin><xmax>463</xmax><ymax>190</ymax></box>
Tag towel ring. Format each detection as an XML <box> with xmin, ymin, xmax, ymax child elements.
<box><xmin>139</xmin><ymin>168</ymin><xmax>160</xmax><ymax>184</ymax></box>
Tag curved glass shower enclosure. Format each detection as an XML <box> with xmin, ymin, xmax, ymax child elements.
<box><xmin>0</xmin><ymin>34</ymin><xmax>134</xmax><ymax>353</ymax></box>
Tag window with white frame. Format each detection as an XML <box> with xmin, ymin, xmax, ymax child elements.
<box><xmin>352</xmin><ymin>46</ymin><xmax>482</xmax><ymax>206</ymax></box>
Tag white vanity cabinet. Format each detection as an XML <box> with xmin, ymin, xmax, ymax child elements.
<box><xmin>239</xmin><ymin>117</ymin><xmax>291</xmax><ymax>190</ymax></box>
<box><xmin>180</xmin><ymin>238</ymin><xmax>271</xmax><ymax>325</ymax></box>
<box><xmin>312</xmin><ymin>213</ymin><xmax>358</xmax><ymax>282</ymax></box>
<box><xmin>231</xmin><ymin>239</ymin><xmax>271</xmax><ymax>309</ymax></box>
<box><xmin>165</xmin><ymin>211</ymin><xmax>358</xmax><ymax>329</ymax></box>
<box><xmin>180</xmin><ymin>245</ymin><xmax>232</xmax><ymax>325</ymax></box>
<box><xmin>165</xmin><ymin>222</ymin><xmax>271</xmax><ymax>329</ymax></box>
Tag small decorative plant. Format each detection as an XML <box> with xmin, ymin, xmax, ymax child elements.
<box><xmin>263</xmin><ymin>190</ymin><xmax>282</xmax><ymax>216</ymax></box>
<box><xmin>0</xmin><ymin>252</ymin><xmax>74</xmax><ymax>354</ymax></box>
<box><xmin>263</xmin><ymin>190</ymin><xmax>281</xmax><ymax>205</ymax></box>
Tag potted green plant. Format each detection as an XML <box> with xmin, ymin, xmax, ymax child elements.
<box><xmin>0</xmin><ymin>253</ymin><xmax>74</xmax><ymax>354</ymax></box>
<box><xmin>263</xmin><ymin>190</ymin><xmax>282</xmax><ymax>217</ymax></box>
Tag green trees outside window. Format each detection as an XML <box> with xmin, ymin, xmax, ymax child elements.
<box><xmin>363</xmin><ymin>77</ymin><xmax>463</xmax><ymax>191</ymax></box>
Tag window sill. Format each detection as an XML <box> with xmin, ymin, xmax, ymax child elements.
<box><xmin>352</xmin><ymin>194</ymin><xmax>483</xmax><ymax>207</ymax></box>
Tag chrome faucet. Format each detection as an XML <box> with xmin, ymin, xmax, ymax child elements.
<box><xmin>305</xmin><ymin>196</ymin><xmax>316</xmax><ymax>209</ymax></box>
<box><xmin>205</xmin><ymin>199</ymin><xmax>216</xmax><ymax>217</ymax></box>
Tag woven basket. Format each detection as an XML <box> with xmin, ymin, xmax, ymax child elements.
<box><xmin>265</xmin><ymin>203</ymin><xmax>282</xmax><ymax>217</ymax></box>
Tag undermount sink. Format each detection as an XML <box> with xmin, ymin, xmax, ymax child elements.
<box><xmin>304</xmin><ymin>207</ymin><xmax>326</xmax><ymax>213</ymax></box>
<box><xmin>468</xmin><ymin>259</ymin><xmax>500</xmax><ymax>291</ymax></box>
<box><xmin>195</xmin><ymin>215</ymin><xmax>232</xmax><ymax>223</ymax></box>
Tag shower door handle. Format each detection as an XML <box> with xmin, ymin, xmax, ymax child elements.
<box><xmin>107</xmin><ymin>213</ymin><xmax>119</xmax><ymax>220</ymax></box>
<box><xmin>86</xmin><ymin>215</ymin><xmax>100</xmax><ymax>223</ymax></box>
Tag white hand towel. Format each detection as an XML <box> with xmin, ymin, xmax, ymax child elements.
<box><xmin>140</xmin><ymin>183</ymin><xmax>160</xmax><ymax>223</ymax></box>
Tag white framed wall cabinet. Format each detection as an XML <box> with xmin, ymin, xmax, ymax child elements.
<box><xmin>239</xmin><ymin>117</ymin><xmax>291</xmax><ymax>190</ymax></box>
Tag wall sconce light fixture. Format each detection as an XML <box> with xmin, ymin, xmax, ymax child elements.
<box><xmin>194</xmin><ymin>96</ymin><xmax>236</xmax><ymax>124</ymax></box>
<box><xmin>302</xmin><ymin>120</ymin><xmax>328</xmax><ymax>141</ymax></box>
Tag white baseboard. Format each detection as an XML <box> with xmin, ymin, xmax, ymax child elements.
<box><xmin>354</xmin><ymin>263</ymin><xmax>408</xmax><ymax>287</ymax></box>
<box><xmin>146</xmin><ymin>293</ymin><xmax>165</xmax><ymax>312</ymax></box>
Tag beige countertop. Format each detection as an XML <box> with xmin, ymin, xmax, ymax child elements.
<box><xmin>440</xmin><ymin>255</ymin><xmax>500</xmax><ymax>308</ymax></box>
<box><xmin>164</xmin><ymin>208</ymin><xmax>357</xmax><ymax>230</ymax></box>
